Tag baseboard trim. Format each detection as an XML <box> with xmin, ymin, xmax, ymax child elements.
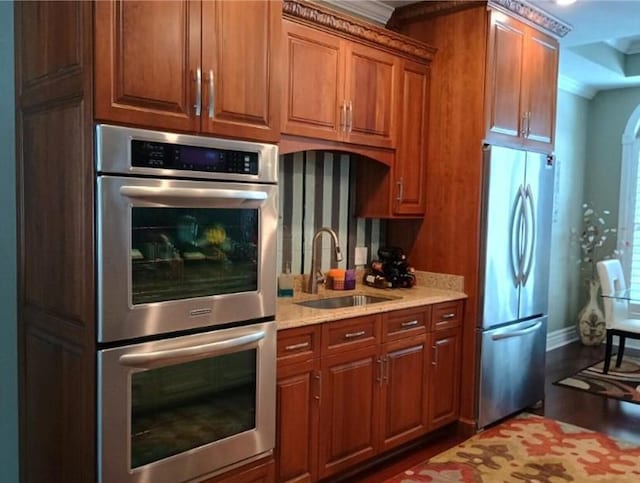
<box><xmin>546</xmin><ymin>326</ymin><xmax>579</xmax><ymax>351</ymax></box>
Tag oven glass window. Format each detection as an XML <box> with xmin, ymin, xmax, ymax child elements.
<box><xmin>131</xmin><ymin>208</ymin><xmax>258</xmax><ymax>305</ymax></box>
<box><xmin>130</xmin><ymin>349</ymin><xmax>257</xmax><ymax>469</ymax></box>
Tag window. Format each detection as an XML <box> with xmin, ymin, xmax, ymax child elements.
<box><xmin>617</xmin><ymin>104</ymin><xmax>640</xmax><ymax>296</ymax></box>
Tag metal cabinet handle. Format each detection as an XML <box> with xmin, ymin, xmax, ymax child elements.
<box><xmin>284</xmin><ymin>342</ymin><xmax>310</xmax><ymax>351</ymax></box>
<box><xmin>194</xmin><ymin>67</ymin><xmax>202</xmax><ymax>116</ymax></box>
<box><xmin>208</xmin><ymin>69</ymin><xmax>214</xmax><ymax>119</ymax></box>
<box><xmin>376</xmin><ymin>358</ymin><xmax>383</xmax><ymax>384</ymax></box>
<box><xmin>401</xmin><ymin>320</ymin><xmax>419</xmax><ymax>328</ymax></box>
<box><xmin>520</xmin><ymin>112</ymin><xmax>527</xmax><ymax>136</ymax></box>
<box><xmin>526</xmin><ymin>111</ymin><xmax>532</xmax><ymax>137</ymax></box>
<box><xmin>396</xmin><ymin>178</ymin><xmax>403</xmax><ymax>202</ymax></box>
<box><xmin>383</xmin><ymin>356</ymin><xmax>390</xmax><ymax>383</ymax></box>
<box><xmin>341</xmin><ymin>101</ymin><xmax>347</xmax><ymax>133</ymax></box>
<box><xmin>440</xmin><ymin>313</ymin><xmax>456</xmax><ymax>320</ymax></box>
<box><xmin>344</xmin><ymin>330</ymin><xmax>366</xmax><ymax>339</ymax></box>
<box><xmin>314</xmin><ymin>372</ymin><xmax>321</xmax><ymax>401</ymax></box>
<box><xmin>432</xmin><ymin>345</ymin><xmax>438</xmax><ymax>367</ymax></box>
<box><xmin>348</xmin><ymin>100</ymin><xmax>353</xmax><ymax>133</ymax></box>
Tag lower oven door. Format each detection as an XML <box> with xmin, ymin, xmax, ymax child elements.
<box><xmin>97</xmin><ymin>175</ymin><xmax>278</xmax><ymax>343</ymax></box>
<box><xmin>98</xmin><ymin>321</ymin><xmax>276</xmax><ymax>483</ymax></box>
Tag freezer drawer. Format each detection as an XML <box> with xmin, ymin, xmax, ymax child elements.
<box><xmin>477</xmin><ymin>317</ymin><xmax>547</xmax><ymax>429</ymax></box>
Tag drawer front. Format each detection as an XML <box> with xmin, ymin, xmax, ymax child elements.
<box><xmin>322</xmin><ymin>314</ymin><xmax>380</xmax><ymax>356</ymax></box>
<box><xmin>277</xmin><ymin>325</ymin><xmax>321</xmax><ymax>367</ymax></box>
<box><xmin>431</xmin><ymin>301</ymin><xmax>463</xmax><ymax>331</ymax></box>
<box><xmin>382</xmin><ymin>306</ymin><xmax>429</xmax><ymax>342</ymax></box>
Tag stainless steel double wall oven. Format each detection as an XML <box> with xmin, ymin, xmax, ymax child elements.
<box><xmin>96</xmin><ymin>125</ymin><xmax>278</xmax><ymax>483</ymax></box>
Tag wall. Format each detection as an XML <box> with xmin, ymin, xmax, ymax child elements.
<box><xmin>585</xmin><ymin>87</ymin><xmax>640</xmax><ymax>241</ymax></box>
<box><xmin>547</xmin><ymin>89</ymin><xmax>590</xmax><ymax>333</ymax></box>
<box><xmin>277</xmin><ymin>151</ymin><xmax>385</xmax><ymax>275</ymax></box>
<box><xmin>0</xmin><ymin>1</ymin><xmax>19</xmax><ymax>482</ymax></box>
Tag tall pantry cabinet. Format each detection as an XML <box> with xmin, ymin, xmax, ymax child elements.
<box><xmin>15</xmin><ymin>1</ymin><xmax>281</xmax><ymax>482</ymax></box>
<box><xmin>386</xmin><ymin>0</ymin><xmax>569</xmax><ymax>431</ymax></box>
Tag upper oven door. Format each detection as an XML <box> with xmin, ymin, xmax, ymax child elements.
<box><xmin>97</xmin><ymin>176</ymin><xmax>278</xmax><ymax>343</ymax></box>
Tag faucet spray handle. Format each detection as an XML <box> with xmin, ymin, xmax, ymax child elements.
<box><xmin>335</xmin><ymin>246</ymin><xmax>343</xmax><ymax>262</ymax></box>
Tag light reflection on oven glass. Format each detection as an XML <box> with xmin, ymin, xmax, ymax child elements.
<box><xmin>130</xmin><ymin>349</ymin><xmax>257</xmax><ymax>469</ymax></box>
<box><xmin>131</xmin><ymin>207</ymin><xmax>258</xmax><ymax>305</ymax></box>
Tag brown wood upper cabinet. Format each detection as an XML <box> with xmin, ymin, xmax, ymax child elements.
<box><xmin>282</xmin><ymin>19</ymin><xmax>399</xmax><ymax>149</ymax></box>
<box><xmin>95</xmin><ymin>0</ymin><xmax>281</xmax><ymax>142</ymax></box>
<box><xmin>485</xmin><ymin>10</ymin><xmax>558</xmax><ymax>152</ymax></box>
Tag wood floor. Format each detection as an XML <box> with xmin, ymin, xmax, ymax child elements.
<box><xmin>344</xmin><ymin>341</ymin><xmax>640</xmax><ymax>483</ymax></box>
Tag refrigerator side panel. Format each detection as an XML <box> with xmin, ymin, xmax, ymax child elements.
<box><xmin>519</xmin><ymin>152</ymin><xmax>554</xmax><ymax>320</ymax></box>
<box><xmin>479</xmin><ymin>145</ymin><xmax>526</xmax><ymax>330</ymax></box>
<box><xmin>477</xmin><ymin>317</ymin><xmax>547</xmax><ymax>429</ymax></box>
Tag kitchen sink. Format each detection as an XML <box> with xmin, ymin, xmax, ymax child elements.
<box><xmin>295</xmin><ymin>294</ymin><xmax>396</xmax><ymax>310</ymax></box>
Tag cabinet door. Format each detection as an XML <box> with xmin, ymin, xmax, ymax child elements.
<box><xmin>282</xmin><ymin>20</ymin><xmax>345</xmax><ymax>141</ymax></box>
<box><xmin>379</xmin><ymin>334</ymin><xmax>430</xmax><ymax>452</ymax></box>
<box><xmin>276</xmin><ymin>359</ymin><xmax>319</xmax><ymax>483</ymax></box>
<box><xmin>428</xmin><ymin>327</ymin><xmax>462</xmax><ymax>430</ymax></box>
<box><xmin>522</xmin><ymin>28</ymin><xmax>558</xmax><ymax>152</ymax></box>
<box><xmin>201</xmin><ymin>0</ymin><xmax>281</xmax><ymax>142</ymax></box>
<box><xmin>318</xmin><ymin>346</ymin><xmax>380</xmax><ymax>479</ymax></box>
<box><xmin>202</xmin><ymin>457</ymin><xmax>275</xmax><ymax>483</ymax></box>
<box><xmin>484</xmin><ymin>12</ymin><xmax>526</xmax><ymax>146</ymax></box>
<box><xmin>94</xmin><ymin>0</ymin><xmax>201</xmax><ymax>132</ymax></box>
<box><xmin>344</xmin><ymin>42</ymin><xmax>399</xmax><ymax>148</ymax></box>
<box><xmin>394</xmin><ymin>61</ymin><xmax>430</xmax><ymax>216</ymax></box>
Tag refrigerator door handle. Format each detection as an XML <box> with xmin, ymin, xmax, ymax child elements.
<box><xmin>522</xmin><ymin>184</ymin><xmax>536</xmax><ymax>286</ymax></box>
<box><xmin>491</xmin><ymin>321</ymin><xmax>542</xmax><ymax>340</ymax></box>
<box><xmin>510</xmin><ymin>186</ymin><xmax>525</xmax><ymax>286</ymax></box>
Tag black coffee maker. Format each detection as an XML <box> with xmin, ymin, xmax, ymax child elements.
<box><xmin>364</xmin><ymin>246</ymin><xmax>416</xmax><ymax>289</ymax></box>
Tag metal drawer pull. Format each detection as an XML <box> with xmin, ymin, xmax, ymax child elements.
<box><xmin>194</xmin><ymin>66</ymin><xmax>202</xmax><ymax>116</ymax></box>
<box><xmin>440</xmin><ymin>313</ymin><xmax>456</xmax><ymax>320</ymax></box>
<box><xmin>344</xmin><ymin>330</ymin><xmax>366</xmax><ymax>339</ymax></box>
<box><xmin>208</xmin><ymin>69</ymin><xmax>214</xmax><ymax>119</ymax></box>
<box><xmin>284</xmin><ymin>342</ymin><xmax>310</xmax><ymax>351</ymax></box>
<box><xmin>401</xmin><ymin>320</ymin><xmax>419</xmax><ymax>328</ymax></box>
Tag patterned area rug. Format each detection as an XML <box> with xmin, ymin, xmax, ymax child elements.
<box><xmin>554</xmin><ymin>355</ymin><xmax>640</xmax><ymax>404</ymax></box>
<box><xmin>385</xmin><ymin>413</ymin><xmax>640</xmax><ymax>482</ymax></box>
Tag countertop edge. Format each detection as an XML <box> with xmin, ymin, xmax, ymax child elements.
<box><xmin>276</xmin><ymin>285</ymin><xmax>467</xmax><ymax>330</ymax></box>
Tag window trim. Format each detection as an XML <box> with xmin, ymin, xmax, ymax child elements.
<box><xmin>617</xmin><ymin>103</ymin><xmax>640</xmax><ymax>312</ymax></box>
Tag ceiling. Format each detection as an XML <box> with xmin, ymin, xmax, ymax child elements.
<box><xmin>327</xmin><ymin>0</ymin><xmax>640</xmax><ymax>98</ymax></box>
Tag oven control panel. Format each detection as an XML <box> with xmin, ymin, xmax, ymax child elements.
<box><xmin>132</xmin><ymin>140</ymin><xmax>259</xmax><ymax>175</ymax></box>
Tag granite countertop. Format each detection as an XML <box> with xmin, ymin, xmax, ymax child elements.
<box><xmin>276</xmin><ymin>271</ymin><xmax>467</xmax><ymax>330</ymax></box>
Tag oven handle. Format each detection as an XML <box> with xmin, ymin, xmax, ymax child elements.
<box><xmin>118</xmin><ymin>330</ymin><xmax>265</xmax><ymax>368</ymax></box>
<box><xmin>119</xmin><ymin>186</ymin><xmax>268</xmax><ymax>202</ymax></box>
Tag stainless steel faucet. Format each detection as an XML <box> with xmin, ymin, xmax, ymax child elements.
<box><xmin>305</xmin><ymin>227</ymin><xmax>343</xmax><ymax>294</ymax></box>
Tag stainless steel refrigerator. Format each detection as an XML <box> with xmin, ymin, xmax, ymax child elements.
<box><xmin>477</xmin><ymin>144</ymin><xmax>554</xmax><ymax>429</ymax></box>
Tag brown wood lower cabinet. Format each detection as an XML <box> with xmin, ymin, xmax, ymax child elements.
<box><xmin>319</xmin><ymin>345</ymin><xmax>380</xmax><ymax>479</ymax></box>
<box><xmin>201</xmin><ymin>457</ymin><xmax>275</xmax><ymax>483</ymax></box>
<box><xmin>380</xmin><ymin>334</ymin><xmax>430</xmax><ymax>452</ymax></box>
<box><xmin>276</xmin><ymin>301</ymin><xmax>464</xmax><ymax>482</ymax></box>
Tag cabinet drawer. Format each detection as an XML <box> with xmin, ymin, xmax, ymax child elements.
<box><xmin>321</xmin><ymin>314</ymin><xmax>380</xmax><ymax>356</ymax></box>
<box><xmin>382</xmin><ymin>306</ymin><xmax>429</xmax><ymax>342</ymax></box>
<box><xmin>277</xmin><ymin>325</ymin><xmax>321</xmax><ymax>367</ymax></box>
<box><xmin>431</xmin><ymin>301</ymin><xmax>463</xmax><ymax>331</ymax></box>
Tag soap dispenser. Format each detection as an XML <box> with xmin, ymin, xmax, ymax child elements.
<box><xmin>278</xmin><ymin>263</ymin><xmax>294</xmax><ymax>297</ymax></box>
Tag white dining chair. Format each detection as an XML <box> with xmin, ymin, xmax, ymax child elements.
<box><xmin>597</xmin><ymin>259</ymin><xmax>640</xmax><ymax>374</ymax></box>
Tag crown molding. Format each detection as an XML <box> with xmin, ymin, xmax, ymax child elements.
<box><xmin>321</xmin><ymin>0</ymin><xmax>395</xmax><ymax>25</ymax></box>
<box><xmin>388</xmin><ymin>0</ymin><xmax>572</xmax><ymax>39</ymax></box>
<box><xmin>283</xmin><ymin>0</ymin><xmax>437</xmax><ymax>62</ymax></box>
<box><xmin>488</xmin><ymin>0</ymin><xmax>572</xmax><ymax>38</ymax></box>
<box><xmin>558</xmin><ymin>74</ymin><xmax>597</xmax><ymax>100</ymax></box>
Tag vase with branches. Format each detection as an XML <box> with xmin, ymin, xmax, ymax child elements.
<box><xmin>571</xmin><ymin>202</ymin><xmax>620</xmax><ymax>345</ymax></box>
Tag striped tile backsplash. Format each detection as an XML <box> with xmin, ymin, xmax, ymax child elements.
<box><xmin>277</xmin><ymin>151</ymin><xmax>386</xmax><ymax>275</ymax></box>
